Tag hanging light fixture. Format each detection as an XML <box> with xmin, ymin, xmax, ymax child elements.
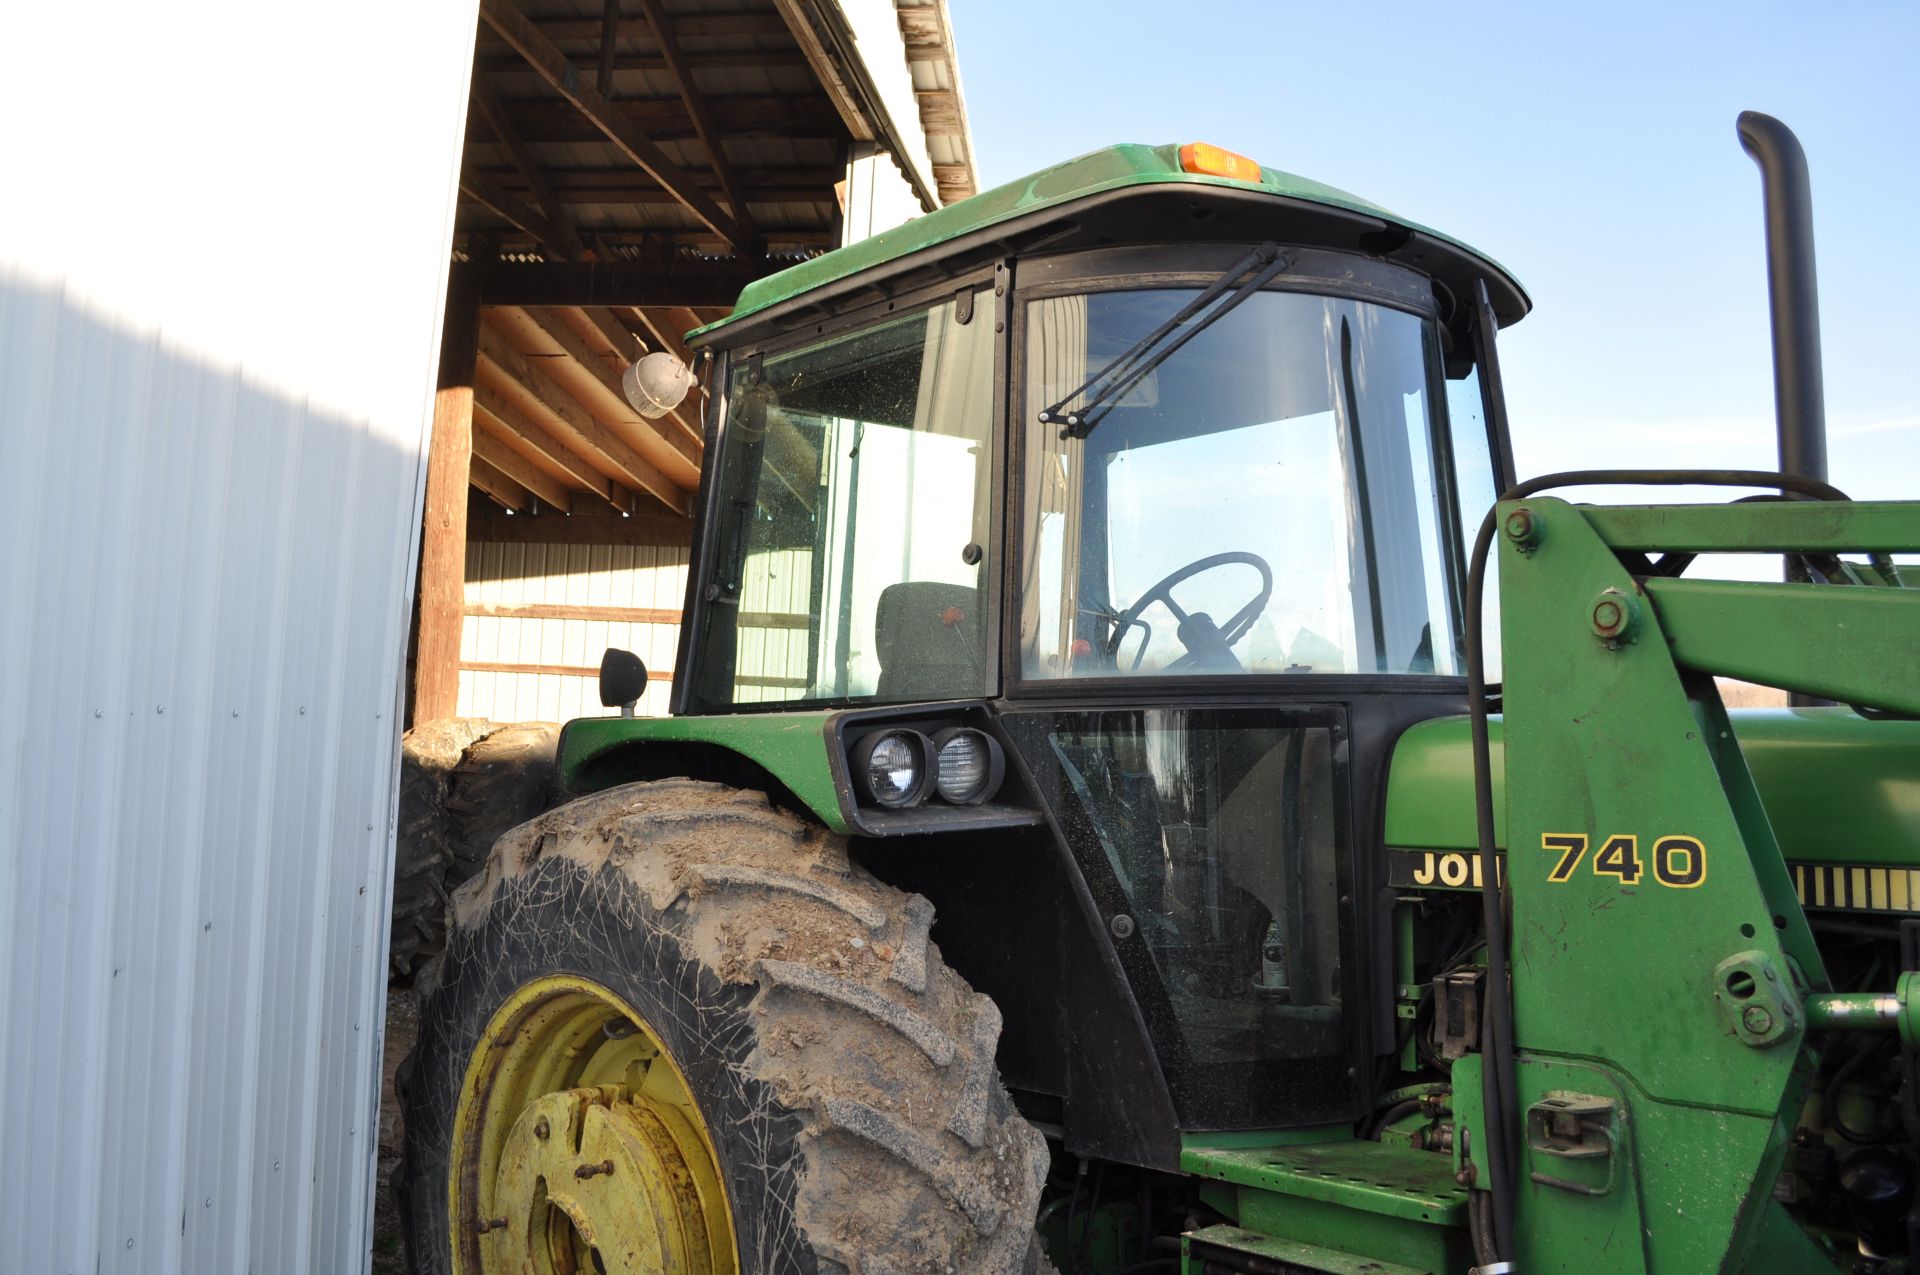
<box><xmin>622</xmin><ymin>351</ymin><xmax>695</xmax><ymax>419</ymax></box>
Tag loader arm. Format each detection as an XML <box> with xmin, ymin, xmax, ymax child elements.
<box><xmin>1472</xmin><ymin>494</ymin><xmax>1920</xmax><ymax>1273</ymax></box>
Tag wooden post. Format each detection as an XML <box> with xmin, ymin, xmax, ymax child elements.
<box><xmin>413</xmin><ymin>267</ymin><xmax>482</xmax><ymax>725</ymax></box>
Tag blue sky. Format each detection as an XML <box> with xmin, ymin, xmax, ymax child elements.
<box><xmin>946</xmin><ymin>0</ymin><xmax>1920</xmax><ymax>501</ymax></box>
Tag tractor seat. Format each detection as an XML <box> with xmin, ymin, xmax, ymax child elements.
<box><xmin>873</xmin><ymin>582</ymin><xmax>984</xmax><ymax>700</ymax></box>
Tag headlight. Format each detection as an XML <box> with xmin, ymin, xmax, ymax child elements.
<box><xmin>852</xmin><ymin>730</ymin><xmax>931</xmax><ymax>808</ymax></box>
<box><xmin>931</xmin><ymin>728</ymin><xmax>1004</xmax><ymax>805</ymax></box>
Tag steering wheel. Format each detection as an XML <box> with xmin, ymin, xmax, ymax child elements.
<box><xmin>1105</xmin><ymin>551</ymin><xmax>1274</xmax><ymax>673</ymax></box>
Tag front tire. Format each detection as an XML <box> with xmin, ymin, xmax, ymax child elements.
<box><xmin>399</xmin><ymin>778</ymin><xmax>1049</xmax><ymax>1275</ymax></box>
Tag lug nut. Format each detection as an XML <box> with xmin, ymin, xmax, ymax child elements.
<box><xmin>533</xmin><ymin>1117</ymin><xmax>550</xmax><ymax>1141</ymax></box>
<box><xmin>575</xmin><ymin>1159</ymin><xmax>616</xmax><ymax>1180</ymax></box>
<box><xmin>476</xmin><ymin>1218</ymin><xmax>507</xmax><ymax>1234</ymax></box>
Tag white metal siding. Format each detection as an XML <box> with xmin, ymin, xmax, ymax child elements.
<box><xmin>0</xmin><ymin>3</ymin><xmax>479</xmax><ymax>1272</ymax></box>
<box><xmin>458</xmin><ymin>542</ymin><xmax>690</xmax><ymax>721</ymax></box>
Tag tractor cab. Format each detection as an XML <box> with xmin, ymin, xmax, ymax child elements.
<box><xmin>653</xmin><ymin>142</ymin><xmax>1530</xmax><ymax>1141</ymax></box>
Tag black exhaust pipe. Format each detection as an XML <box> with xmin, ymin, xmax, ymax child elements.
<box><xmin>1737</xmin><ymin>111</ymin><xmax>1828</xmax><ymax>483</ymax></box>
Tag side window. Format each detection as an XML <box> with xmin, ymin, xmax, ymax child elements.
<box><xmin>694</xmin><ymin>290</ymin><xmax>998</xmax><ymax>708</ymax></box>
<box><xmin>1444</xmin><ymin>372</ymin><xmax>1502</xmax><ymax>681</ymax></box>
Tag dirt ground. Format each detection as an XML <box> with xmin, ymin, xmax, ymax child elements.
<box><xmin>373</xmin><ymin>985</ymin><xmax>417</xmax><ymax>1275</ymax></box>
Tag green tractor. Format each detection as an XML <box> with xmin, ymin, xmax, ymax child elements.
<box><xmin>399</xmin><ymin>115</ymin><xmax>1920</xmax><ymax>1274</ymax></box>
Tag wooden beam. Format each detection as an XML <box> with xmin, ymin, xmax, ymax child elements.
<box><xmin>626</xmin><ymin>306</ymin><xmax>693</xmax><ymax>363</ymax></box>
<box><xmin>767</xmin><ymin>0</ymin><xmax>875</xmax><ymax>143</ymax></box>
<box><xmin>464</xmin><ymin>257</ymin><xmax>779</xmax><ymax>308</ymax></box>
<box><xmin>510</xmin><ymin>305</ymin><xmax>701</xmax><ymax>468</ymax></box>
<box><xmin>468</xmin><ymin>454</ymin><xmax>535</xmax><ymax>511</ymax></box>
<box><xmin>475</xmin><ymin>173</ymin><xmax>827</xmax><ymax>207</ymax></box>
<box><xmin>462</xmin><ymin>658</ymin><xmax>674</xmax><ymax>681</ymax></box>
<box><xmin>467</xmin><ymin>489</ymin><xmax>692</xmax><ymax>546</ymax></box>
<box><xmin>415</xmin><ymin>269</ymin><xmax>482</xmax><ymax>725</ymax></box>
<box><xmin>470</xmin><ymin>95</ymin><xmax>840</xmax><ymax>145</ymax></box>
<box><xmin>472</xmin><ymin>81</ymin><xmax>585</xmax><ymax>261</ymax></box>
<box><xmin>662</xmin><ymin>306</ymin><xmax>711</xmax><ymax>352</ymax></box>
<box><xmin>479</xmin><ymin>0</ymin><xmax>745</xmax><ymax>248</ymax></box>
<box><xmin>595</xmin><ymin>0</ymin><xmax>620</xmax><ymax>98</ymax></box>
<box><xmin>579</xmin><ymin>305</ymin><xmax>642</xmax><ymax>362</ymax></box>
<box><xmin>466</xmin><ymin>601</ymin><xmax>683</xmax><ymax>625</ymax></box>
<box><xmin>459</xmin><ymin>170</ymin><xmax>567</xmax><ymax>253</ymax></box>
<box><xmin>470</xmin><ymin>228</ymin><xmax>832</xmax><ymax>257</ymax></box>
<box><xmin>483</xmin><ymin>11</ymin><xmax>787</xmax><ymax>41</ymax></box>
<box><xmin>473</xmin><ymin>48</ymin><xmax>808</xmax><ymax>75</ymax></box>
<box><xmin>477</xmin><ymin>322</ymin><xmax>692</xmax><ymax>515</ymax></box>
<box><xmin>632</xmin><ymin>0</ymin><xmax>756</xmax><ymax>241</ymax></box>
<box><xmin>473</xmin><ymin>163</ymin><xmax>836</xmax><ymax>198</ymax></box>
<box><xmin>474</xmin><ymin>383</ymin><xmax>630</xmax><ymax>512</ymax></box>
<box><xmin>472</xmin><ymin>424</ymin><xmax>575</xmax><ymax>511</ymax></box>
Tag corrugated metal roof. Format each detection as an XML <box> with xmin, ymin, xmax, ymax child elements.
<box><xmin>465</xmin><ymin>0</ymin><xmax>847</xmax><ymax>253</ymax></box>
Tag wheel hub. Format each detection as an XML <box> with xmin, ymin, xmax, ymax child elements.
<box><xmin>452</xmin><ymin>977</ymin><xmax>737</xmax><ymax>1275</ymax></box>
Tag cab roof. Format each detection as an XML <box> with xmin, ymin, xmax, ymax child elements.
<box><xmin>694</xmin><ymin>142</ymin><xmax>1529</xmax><ymax>342</ymax></box>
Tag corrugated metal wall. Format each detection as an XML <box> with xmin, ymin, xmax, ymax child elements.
<box><xmin>459</xmin><ymin>542</ymin><xmax>690</xmax><ymax>720</ymax></box>
<box><xmin>454</xmin><ymin>541</ymin><xmax>830</xmax><ymax>720</ymax></box>
<box><xmin>0</xmin><ymin>3</ymin><xmax>479</xmax><ymax>1271</ymax></box>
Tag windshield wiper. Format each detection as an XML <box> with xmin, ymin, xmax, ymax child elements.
<box><xmin>1037</xmin><ymin>242</ymin><xmax>1293</xmax><ymax>439</ymax></box>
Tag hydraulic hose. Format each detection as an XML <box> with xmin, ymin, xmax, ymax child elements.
<box><xmin>1461</xmin><ymin>464</ymin><xmax>1850</xmax><ymax>1267</ymax></box>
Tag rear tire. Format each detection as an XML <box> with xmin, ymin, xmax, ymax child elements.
<box><xmin>399</xmin><ymin>778</ymin><xmax>1049</xmax><ymax>1275</ymax></box>
<box><xmin>443</xmin><ymin>720</ymin><xmax>560</xmax><ymax>882</ymax></box>
<box><xmin>389</xmin><ymin>718</ymin><xmax>495</xmax><ymax>980</ymax></box>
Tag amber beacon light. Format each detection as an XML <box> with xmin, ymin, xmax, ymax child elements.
<box><xmin>1178</xmin><ymin>142</ymin><xmax>1263</xmax><ymax>182</ymax></box>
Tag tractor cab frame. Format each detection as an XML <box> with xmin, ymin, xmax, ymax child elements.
<box><xmin>564</xmin><ymin>143</ymin><xmax>1529</xmax><ymax>1160</ymax></box>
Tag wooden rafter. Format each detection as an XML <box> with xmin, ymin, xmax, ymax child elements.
<box><xmin>515</xmin><ymin>305</ymin><xmax>704</xmax><ymax>460</ymax></box>
<box><xmin>468</xmin><ymin>492</ymin><xmax>692</xmax><ymax>546</ymax></box>
<box><xmin>471</xmin><ymin>81</ymin><xmax>585</xmax><ymax>261</ymax></box>
<box><xmin>477</xmin><ymin>322</ymin><xmax>691</xmax><ymax>515</ymax></box>
<box><xmin>625</xmin><ymin>306</ymin><xmax>694</xmax><ymax>365</ymax></box>
<box><xmin>458</xmin><ymin>170</ymin><xmax>569</xmax><ymax>253</ymax></box>
<box><xmin>495</xmin><ymin>11</ymin><xmax>787</xmax><ymax>41</ymax></box>
<box><xmin>579</xmin><ymin>306</ymin><xmax>642</xmax><ymax>363</ymax></box>
<box><xmin>474</xmin><ymin>95</ymin><xmax>839</xmax><ymax>145</ymax></box>
<box><xmin>469</xmin><ymin>453</ymin><xmax>534</xmax><ymax>511</ymax></box>
<box><xmin>632</xmin><ymin>0</ymin><xmax>756</xmax><ymax>241</ymax></box>
<box><xmin>459</xmin><ymin>258</ymin><xmax>778</xmax><ymax>308</ymax></box>
<box><xmin>479</xmin><ymin>0</ymin><xmax>745</xmax><ymax>249</ymax></box>
<box><xmin>595</xmin><ymin>0</ymin><xmax>620</xmax><ymax>98</ymax></box>
<box><xmin>473</xmin><ymin>48</ymin><xmax>807</xmax><ymax>75</ymax></box>
<box><xmin>472</xmin><ymin>425</ymin><xmax>575</xmax><ymax>512</ymax></box>
<box><xmin>474</xmin><ymin>383</ymin><xmax>631</xmax><ymax>513</ymax></box>
<box><xmin>472</xmin><ymin>164</ymin><xmax>833</xmax><ymax>204</ymax></box>
<box><xmin>575</xmin><ymin>303</ymin><xmax>714</xmax><ymax>446</ymax></box>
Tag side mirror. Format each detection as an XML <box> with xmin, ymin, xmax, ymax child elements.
<box><xmin>599</xmin><ymin>647</ymin><xmax>648</xmax><ymax>717</ymax></box>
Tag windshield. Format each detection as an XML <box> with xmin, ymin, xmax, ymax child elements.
<box><xmin>1020</xmin><ymin>286</ymin><xmax>1489</xmax><ymax>679</ymax></box>
<box><xmin>689</xmin><ymin>289</ymin><xmax>997</xmax><ymax>710</ymax></box>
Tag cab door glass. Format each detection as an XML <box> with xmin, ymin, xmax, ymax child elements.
<box><xmin>693</xmin><ymin>290</ymin><xmax>997</xmax><ymax>708</ymax></box>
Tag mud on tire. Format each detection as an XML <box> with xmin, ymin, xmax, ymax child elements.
<box><xmin>400</xmin><ymin>778</ymin><xmax>1050</xmax><ymax>1275</ymax></box>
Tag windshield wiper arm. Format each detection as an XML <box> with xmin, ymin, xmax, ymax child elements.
<box><xmin>1037</xmin><ymin>242</ymin><xmax>1293</xmax><ymax>439</ymax></box>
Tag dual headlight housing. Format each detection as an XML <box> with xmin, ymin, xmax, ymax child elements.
<box><xmin>850</xmin><ymin>726</ymin><xmax>1005</xmax><ymax>809</ymax></box>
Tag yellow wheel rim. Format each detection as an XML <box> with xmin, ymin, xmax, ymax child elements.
<box><xmin>449</xmin><ymin>975</ymin><xmax>739</xmax><ymax>1275</ymax></box>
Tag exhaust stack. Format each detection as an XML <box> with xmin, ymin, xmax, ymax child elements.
<box><xmin>1737</xmin><ymin>111</ymin><xmax>1828</xmax><ymax>482</ymax></box>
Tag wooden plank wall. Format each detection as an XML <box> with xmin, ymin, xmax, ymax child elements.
<box><xmin>459</xmin><ymin>542</ymin><xmax>689</xmax><ymax>720</ymax></box>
